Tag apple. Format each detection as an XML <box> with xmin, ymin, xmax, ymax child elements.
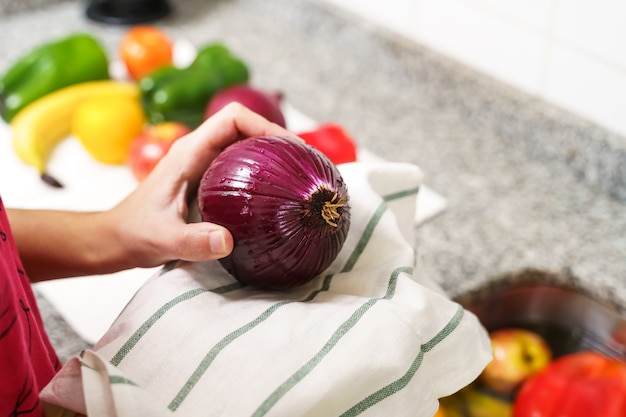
<box><xmin>129</xmin><ymin>122</ymin><xmax>191</xmax><ymax>181</ymax></box>
<box><xmin>479</xmin><ymin>328</ymin><xmax>552</xmax><ymax>395</ymax></box>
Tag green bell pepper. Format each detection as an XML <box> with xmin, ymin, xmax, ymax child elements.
<box><xmin>0</xmin><ymin>33</ymin><xmax>110</xmax><ymax>122</ymax></box>
<box><xmin>140</xmin><ymin>43</ymin><xmax>249</xmax><ymax>128</ymax></box>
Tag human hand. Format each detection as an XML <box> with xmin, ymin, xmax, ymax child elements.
<box><xmin>106</xmin><ymin>103</ymin><xmax>295</xmax><ymax>268</ymax></box>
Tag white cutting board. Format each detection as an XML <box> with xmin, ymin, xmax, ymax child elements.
<box><xmin>0</xmin><ymin>103</ymin><xmax>445</xmax><ymax>345</ymax></box>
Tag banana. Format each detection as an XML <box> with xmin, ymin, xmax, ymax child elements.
<box><xmin>10</xmin><ymin>80</ymin><xmax>139</xmax><ymax>186</ymax></box>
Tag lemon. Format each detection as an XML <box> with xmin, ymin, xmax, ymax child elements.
<box><xmin>72</xmin><ymin>95</ymin><xmax>146</xmax><ymax>164</ymax></box>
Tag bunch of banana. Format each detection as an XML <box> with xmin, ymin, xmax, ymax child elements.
<box><xmin>10</xmin><ymin>80</ymin><xmax>139</xmax><ymax>187</ymax></box>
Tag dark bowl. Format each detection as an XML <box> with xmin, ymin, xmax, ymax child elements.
<box><xmin>455</xmin><ymin>269</ymin><xmax>626</xmax><ymax>360</ymax></box>
<box><xmin>440</xmin><ymin>270</ymin><xmax>626</xmax><ymax>416</ymax></box>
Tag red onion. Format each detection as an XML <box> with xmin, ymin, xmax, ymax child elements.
<box><xmin>204</xmin><ymin>84</ymin><xmax>287</xmax><ymax>127</ymax></box>
<box><xmin>198</xmin><ymin>135</ymin><xmax>350</xmax><ymax>290</ymax></box>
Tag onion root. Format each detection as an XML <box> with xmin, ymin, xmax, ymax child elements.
<box><xmin>321</xmin><ymin>192</ymin><xmax>346</xmax><ymax>227</ymax></box>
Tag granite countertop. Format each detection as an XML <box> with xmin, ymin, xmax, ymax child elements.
<box><xmin>1</xmin><ymin>0</ymin><xmax>625</xmax><ymax>362</ymax></box>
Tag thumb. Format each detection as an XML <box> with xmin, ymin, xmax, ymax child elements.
<box><xmin>172</xmin><ymin>223</ymin><xmax>234</xmax><ymax>262</ymax></box>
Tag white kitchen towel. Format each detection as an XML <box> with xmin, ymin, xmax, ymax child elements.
<box><xmin>41</xmin><ymin>161</ymin><xmax>491</xmax><ymax>417</ymax></box>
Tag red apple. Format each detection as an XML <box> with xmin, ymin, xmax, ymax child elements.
<box><xmin>129</xmin><ymin>122</ymin><xmax>191</xmax><ymax>181</ymax></box>
<box><xmin>480</xmin><ymin>328</ymin><xmax>552</xmax><ymax>395</ymax></box>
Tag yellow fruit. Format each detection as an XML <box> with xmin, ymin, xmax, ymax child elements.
<box><xmin>10</xmin><ymin>81</ymin><xmax>140</xmax><ymax>178</ymax></box>
<box><xmin>433</xmin><ymin>405</ymin><xmax>449</xmax><ymax>417</ymax></box>
<box><xmin>71</xmin><ymin>95</ymin><xmax>146</xmax><ymax>164</ymax></box>
<box><xmin>440</xmin><ymin>384</ymin><xmax>513</xmax><ymax>417</ymax></box>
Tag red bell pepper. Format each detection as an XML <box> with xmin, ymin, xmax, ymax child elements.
<box><xmin>297</xmin><ymin>123</ymin><xmax>358</xmax><ymax>165</ymax></box>
<box><xmin>513</xmin><ymin>350</ymin><xmax>626</xmax><ymax>417</ymax></box>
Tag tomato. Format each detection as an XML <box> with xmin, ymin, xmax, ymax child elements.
<box><xmin>297</xmin><ymin>123</ymin><xmax>358</xmax><ymax>165</ymax></box>
<box><xmin>513</xmin><ymin>351</ymin><xmax>626</xmax><ymax>417</ymax></box>
<box><xmin>120</xmin><ymin>26</ymin><xmax>173</xmax><ymax>81</ymax></box>
<box><xmin>129</xmin><ymin>122</ymin><xmax>190</xmax><ymax>181</ymax></box>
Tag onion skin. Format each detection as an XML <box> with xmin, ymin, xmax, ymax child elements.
<box><xmin>198</xmin><ymin>135</ymin><xmax>350</xmax><ymax>290</ymax></box>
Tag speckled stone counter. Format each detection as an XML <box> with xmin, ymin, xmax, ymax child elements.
<box><xmin>1</xmin><ymin>0</ymin><xmax>625</xmax><ymax>362</ymax></box>
<box><xmin>0</xmin><ymin>0</ymin><xmax>70</xmax><ymax>16</ymax></box>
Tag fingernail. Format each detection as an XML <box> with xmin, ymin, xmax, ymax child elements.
<box><xmin>210</xmin><ymin>230</ymin><xmax>227</xmax><ymax>254</ymax></box>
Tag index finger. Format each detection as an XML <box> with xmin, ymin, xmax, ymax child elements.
<box><xmin>189</xmin><ymin>102</ymin><xmax>294</xmax><ymax>154</ymax></box>
<box><xmin>177</xmin><ymin>102</ymin><xmax>297</xmax><ymax>179</ymax></box>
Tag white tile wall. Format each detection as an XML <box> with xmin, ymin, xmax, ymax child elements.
<box><xmin>322</xmin><ymin>0</ymin><xmax>626</xmax><ymax>138</ymax></box>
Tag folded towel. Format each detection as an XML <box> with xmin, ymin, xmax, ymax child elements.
<box><xmin>41</xmin><ymin>161</ymin><xmax>491</xmax><ymax>417</ymax></box>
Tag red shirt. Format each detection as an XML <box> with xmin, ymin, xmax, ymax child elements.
<box><xmin>0</xmin><ymin>197</ymin><xmax>61</xmax><ymax>417</ymax></box>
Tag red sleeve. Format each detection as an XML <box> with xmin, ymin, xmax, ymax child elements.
<box><xmin>0</xmin><ymin>197</ymin><xmax>61</xmax><ymax>417</ymax></box>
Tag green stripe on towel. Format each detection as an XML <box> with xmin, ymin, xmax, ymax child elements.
<box><xmin>110</xmin><ymin>375</ymin><xmax>139</xmax><ymax>387</ymax></box>
<box><xmin>250</xmin><ymin>265</ymin><xmax>413</xmax><ymax>417</ymax></box>
<box><xmin>79</xmin><ymin>358</ymin><xmax>139</xmax><ymax>387</ymax></box>
<box><xmin>110</xmin><ymin>282</ymin><xmax>243</xmax><ymax>366</ymax></box>
<box><xmin>383</xmin><ymin>186</ymin><xmax>419</xmax><ymax>202</ymax></box>
<box><xmin>339</xmin><ymin>305</ymin><xmax>465</xmax><ymax>416</ymax></box>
